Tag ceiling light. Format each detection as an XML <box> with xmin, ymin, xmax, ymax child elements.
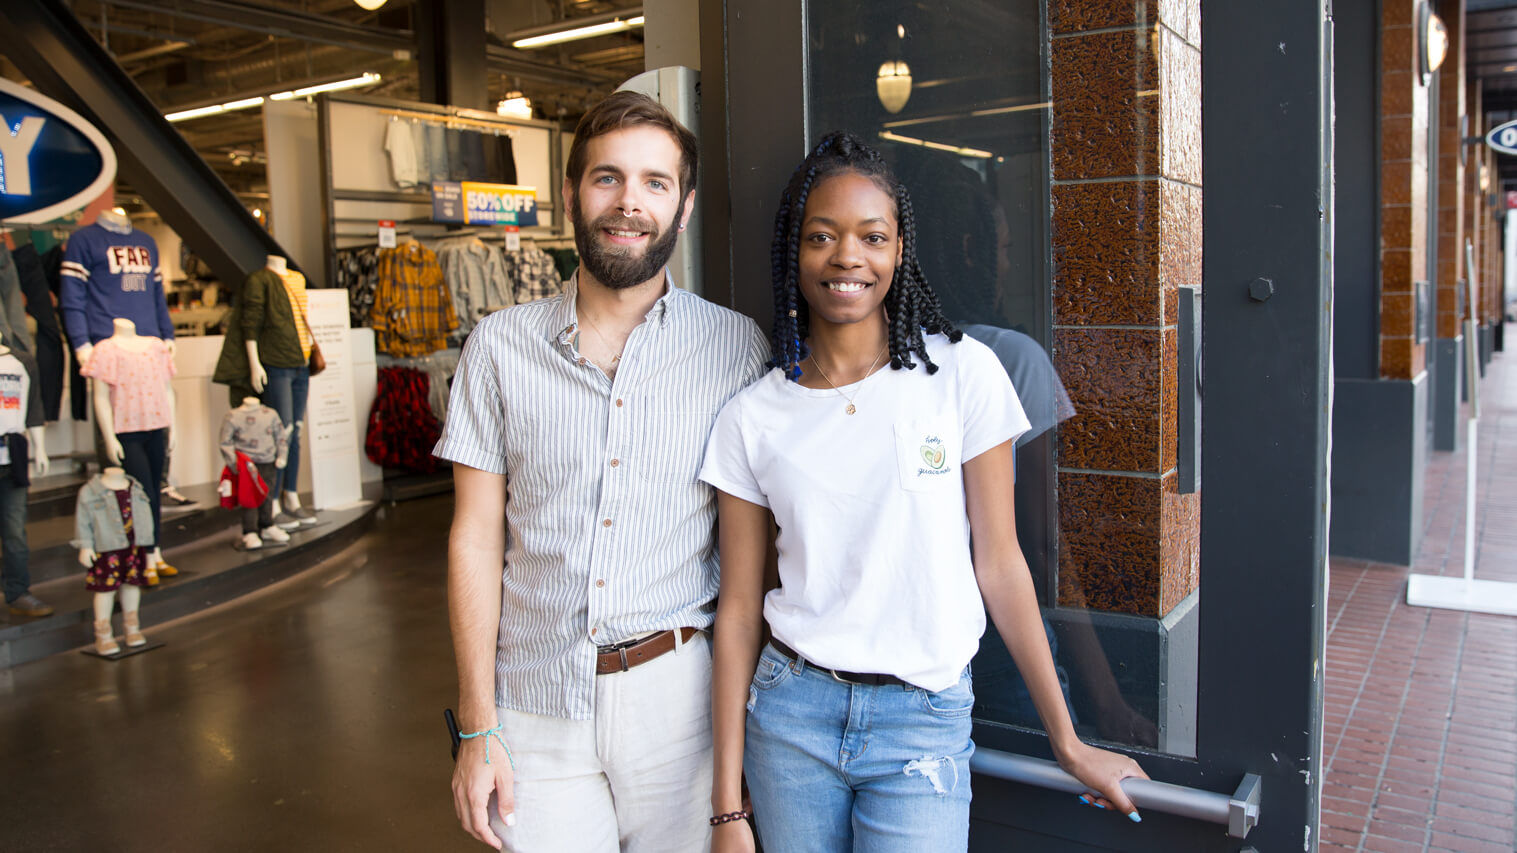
<box><xmin>510</xmin><ymin>9</ymin><xmax>644</xmax><ymax>49</ymax></box>
<box><xmin>877</xmin><ymin>130</ymin><xmax>993</xmax><ymax>159</ymax></box>
<box><xmin>497</xmin><ymin>95</ymin><xmax>534</xmax><ymax>119</ymax></box>
<box><xmin>1505</xmin><ymin>65</ymin><xmax>1517</xmax><ymax>73</ymax></box>
<box><xmin>877</xmin><ymin>61</ymin><xmax>912</xmax><ymax>114</ymax></box>
<box><xmin>353</xmin><ymin>0</ymin><xmax>387</xmax><ymax>9</ymax></box>
<box><xmin>165</xmin><ymin>73</ymin><xmax>381</xmax><ymax>122</ymax></box>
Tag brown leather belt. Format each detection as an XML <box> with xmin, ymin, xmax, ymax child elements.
<box><xmin>596</xmin><ymin>626</ymin><xmax>701</xmax><ymax>675</ymax></box>
<box><xmin>769</xmin><ymin>638</ymin><xmax>913</xmax><ymax>688</ymax></box>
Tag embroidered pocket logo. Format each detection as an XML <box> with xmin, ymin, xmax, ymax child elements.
<box><xmin>920</xmin><ymin>445</ymin><xmax>946</xmax><ymax>469</ymax></box>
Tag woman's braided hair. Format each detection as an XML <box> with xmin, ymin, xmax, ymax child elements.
<box><xmin>768</xmin><ymin>131</ymin><xmax>961</xmax><ymax>380</ymax></box>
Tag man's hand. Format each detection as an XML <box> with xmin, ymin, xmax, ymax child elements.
<box><xmin>711</xmin><ymin>819</ymin><xmax>756</xmax><ymax>853</ymax></box>
<box><xmin>452</xmin><ymin>736</ymin><xmax>515</xmax><ymax>849</ymax></box>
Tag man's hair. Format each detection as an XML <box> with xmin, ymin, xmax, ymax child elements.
<box><xmin>565</xmin><ymin>91</ymin><xmax>698</xmax><ymax>196</ymax></box>
<box><xmin>768</xmin><ymin>130</ymin><xmax>960</xmax><ymax>380</ymax></box>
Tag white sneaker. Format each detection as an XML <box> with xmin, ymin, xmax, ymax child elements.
<box><xmin>260</xmin><ymin>525</ymin><xmax>291</xmax><ymax>544</ymax></box>
<box><xmin>274</xmin><ymin>514</ymin><xmax>303</xmax><ymax>530</ymax></box>
<box><xmin>241</xmin><ymin>532</ymin><xmax>263</xmax><ymax>550</ymax></box>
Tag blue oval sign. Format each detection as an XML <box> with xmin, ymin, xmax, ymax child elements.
<box><xmin>1486</xmin><ymin>118</ymin><xmax>1517</xmax><ymax>157</ymax></box>
<box><xmin>0</xmin><ymin>79</ymin><xmax>116</xmax><ymax>224</ymax></box>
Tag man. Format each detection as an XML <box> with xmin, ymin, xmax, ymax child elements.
<box><xmin>435</xmin><ymin>91</ymin><xmax>769</xmax><ymax>852</ymax></box>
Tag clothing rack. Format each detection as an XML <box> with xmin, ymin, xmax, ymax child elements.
<box><xmin>380</xmin><ymin>108</ymin><xmax>517</xmax><ymax>135</ymax></box>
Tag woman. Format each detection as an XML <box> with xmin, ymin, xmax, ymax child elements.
<box><xmin>698</xmin><ymin>132</ymin><xmax>1147</xmax><ymax>852</ymax></box>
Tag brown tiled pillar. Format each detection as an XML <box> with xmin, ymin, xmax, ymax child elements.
<box><xmin>1380</xmin><ymin>0</ymin><xmax>1430</xmax><ymax>380</ymax></box>
<box><xmin>1435</xmin><ymin>0</ymin><xmax>1466</xmax><ymax>343</ymax></box>
<box><xmin>1048</xmin><ymin>0</ymin><xmax>1200</xmax><ymax>619</ymax></box>
<box><xmin>1465</xmin><ymin>92</ymin><xmax>1483</xmax><ymax>326</ymax></box>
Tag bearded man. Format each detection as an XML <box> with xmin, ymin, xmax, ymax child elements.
<box><xmin>434</xmin><ymin>90</ymin><xmax>769</xmax><ymax>852</ymax></box>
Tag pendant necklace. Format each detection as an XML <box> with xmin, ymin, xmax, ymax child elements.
<box><xmin>808</xmin><ymin>344</ymin><xmax>888</xmax><ymax>415</ymax></box>
<box><xmin>578</xmin><ymin>313</ymin><xmax>623</xmax><ymax>366</ymax></box>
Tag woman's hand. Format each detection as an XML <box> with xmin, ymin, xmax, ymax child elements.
<box><xmin>1057</xmin><ymin>741</ymin><xmax>1149</xmax><ymax>821</ymax></box>
<box><xmin>711</xmin><ymin>818</ymin><xmax>756</xmax><ymax>853</ymax></box>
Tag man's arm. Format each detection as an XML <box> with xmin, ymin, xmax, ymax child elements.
<box><xmin>449</xmin><ymin>463</ymin><xmax>513</xmax><ymax>849</ymax></box>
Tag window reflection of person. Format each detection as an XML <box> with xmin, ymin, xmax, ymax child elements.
<box><xmin>903</xmin><ymin>153</ymin><xmax>1158</xmax><ymax>748</ymax></box>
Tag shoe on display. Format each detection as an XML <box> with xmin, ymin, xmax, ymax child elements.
<box><xmin>282</xmin><ymin>494</ymin><xmax>319</xmax><ymax>526</ymax></box>
<box><xmin>154</xmin><ymin>562</ymin><xmax>179</xmax><ymax>577</ymax></box>
<box><xmin>93</xmin><ymin>619</ymin><xmax>120</xmax><ymax>655</ymax></box>
<box><xmin>273</xmin><ymin>514</ymin><xmax>303</xmax><ymax>531</ymax></box>
<box><xmin>123</xmin><ymin>612</ymin><xmax>146</xmax><ymax>647</ymax></box>
<box><xmin>161</xmin><ymin>484</ymin><xmax>194</xmax><ymax>506</ymax></box>
<box><xmin>260</xmin><ymin>525</ymin><xmax>291</xmax><ymax>544</ymax></box>
<box><xmin>241</xmin><ymin>532</ymin><xmax>264</xmax><ymax>550</ymax></box>
<box><xmin>144</xmin><ymin>565</ymin><xmax>160</xmax><ymax>587</ymax></box>
<box><xmin>8</xmin><ymin>593</ymin><xmax>54</xmax><ymax>617</ymax></box>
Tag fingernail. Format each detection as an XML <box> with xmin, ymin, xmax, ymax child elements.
<box><xmin>1128</xmin><ymin>811</ymin><xmax>1142</xmax><ymax>823</ymax></box>
<box><xmin>1095</xmin><ymin>803</ymin><xmax>1107</xmax><ymax>809</ymax></box>
<box><xmin>505</xmin><ymin>813</ymin><xmax>517</xmax><ymax>827</ymax></box>
<box><xmin>1078</xmin><ymin>795</ymin><xmax>1090</xmax><ymax>805</ymax></box>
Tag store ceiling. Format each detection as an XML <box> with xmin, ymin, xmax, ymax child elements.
<box><xmin>6</xmin><ymin>0</ymin><xmax>646</xmax><ymax>208</ymax></box>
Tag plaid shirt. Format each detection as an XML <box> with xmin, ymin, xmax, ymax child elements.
<box><xmin>503</xmin><ymin>246</ymin><xmax>564</xmax><ymax>305</ymax></box>
<box><xmin>371</xmin><ymin>242</ymin><xmax>458</xmax><ymax>357</ymax></box>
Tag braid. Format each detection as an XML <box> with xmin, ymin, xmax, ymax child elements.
<box><xmin>768</xmin><ymin>131</ymin><xmax>961</xmax><ymax>381</ymax></box>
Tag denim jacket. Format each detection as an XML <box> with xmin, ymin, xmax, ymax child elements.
<box><xmin>72</xmin><ymin>474</ymin><xmax>155</xmax><ymax>553</ymax></box>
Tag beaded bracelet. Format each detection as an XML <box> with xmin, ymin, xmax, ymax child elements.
<box><xmin>458</xmin><ymin>724</ymin><xmax>515</xmax><ymax>769</ymax></box>
<box><xmin>709</xmin><ymin>810</ymin><xmax>751</xmax><ymax>827</ymax></box>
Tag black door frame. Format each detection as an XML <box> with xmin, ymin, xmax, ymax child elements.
<box><xmin>700</xmin><ymin>1</ymin><xmax>1332</xmax><ymax>849</ymax></box>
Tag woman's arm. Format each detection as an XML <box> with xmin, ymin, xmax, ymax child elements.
<box><xmin>963</xmin><ymin>440</ymin><xmax>1149</xmax><ymax>819</ymax></box>
<box><xmin>710</xmin><ymin>490</ymin><xmax>772</xmax><ymax>851</ymax></box>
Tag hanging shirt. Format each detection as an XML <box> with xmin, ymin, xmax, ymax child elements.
<box><xmin>80</xmin><ymin>336</ymin><xmax>176</xmax><ymax>433</ymax></box>
<box><xmin>0</xmin><ymin>350</ymin><xmax>42</xmax><ymax>466</ymax></box>
<box><xmin>371</xmin><ymin>242</ymin><xmax>457</xmax><ymax>357</ymax></box>
<box><xmin>384</xmin><ymin>118</ymin><xmax>421</xmax><ymax>188</ymax></box>
<box><xmin>59</xmin><ymin>221</ymin><xmax>175</xmax><ymax>345</ymax></box>
<box><xmin>436</xmin><ymin>237</ymin><xmax>511</xmax><ymax>334</ymax></box>
<box><xmin>278</xmin><ymin>269</ymin><xmax>313</xmax><ymax>360</ymax></box>
<box><xmin>503</xmin><ymin>246</ymin><xmax>564</xmax><ymax>305</ymax></box>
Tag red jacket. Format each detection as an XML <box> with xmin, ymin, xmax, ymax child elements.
<box><xmin>218</xmin><ymin>451</ymin><xmax>269</xmax><ymax>509</ymax></box>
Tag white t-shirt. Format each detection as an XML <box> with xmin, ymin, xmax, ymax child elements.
<box><xmin>699</xmin><ymin>333</ymin><xmax>1031</xmax><ymax>691</ymax></box>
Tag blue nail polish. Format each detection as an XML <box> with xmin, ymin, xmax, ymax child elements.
<box><xmin>1077</xmin><ymin>795</ymin><xmax>1089</xmax><ymax>805</ymax></box>
<box><xmin>1128</xmin><ymin>812</ymin><xmax>1142</xmax><ymax>823</ymax></box>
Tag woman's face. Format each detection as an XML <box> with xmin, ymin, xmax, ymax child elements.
<box><xmin>797</xmin><ymin>171</ymin><xmax>902</xmax><ymax>330</ymax></box>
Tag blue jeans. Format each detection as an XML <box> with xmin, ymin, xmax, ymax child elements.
<box><xmin>744</xmin><ymin>644</ymin><xmax>975</xmax><ymax>852</ymax></box>
<box><xmin>0</xmin><ymin>467</ymin><xmax>29</xmax><ymax>602</ymax></box>
<box><xmin>260</xmin><ymin>366</ymin><xmax>308</xmax><ymax>498</ymax></box>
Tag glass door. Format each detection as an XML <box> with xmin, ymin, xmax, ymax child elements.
<box><xmin>703</xmin><ymin>1</ymin><xmax>1332</xmax><ymax>849</ymax></box>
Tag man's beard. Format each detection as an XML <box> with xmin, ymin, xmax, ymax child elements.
<box><xmin>572</xmin><ymin>199</ymin><xmax>684</xmax><ymax>291</ymax></box>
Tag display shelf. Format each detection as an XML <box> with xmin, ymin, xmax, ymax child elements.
<box><xmin>0</xmin><ymin>481</ymin><xmax>381</xmax><ymax>670</ymax></box>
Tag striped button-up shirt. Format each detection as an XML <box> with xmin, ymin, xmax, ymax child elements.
<box><xmin>434</xmin><ymin>273</ymin><xmax>769</xmax><ymax>719</ymax></box>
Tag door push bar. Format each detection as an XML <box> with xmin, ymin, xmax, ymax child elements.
<box><xmin>971</xmin><ymin>749</ymin><xmax>1263</xmax><ymax>839</ymax></box>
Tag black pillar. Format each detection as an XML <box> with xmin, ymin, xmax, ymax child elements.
<box><xmin>416</xmin><ymin>0</ymin><xmax>488</xmax><ymax>110</ymax></box>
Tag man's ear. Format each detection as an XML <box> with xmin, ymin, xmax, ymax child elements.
<box><xmin>678</xmin><ymin>189</ymin><xmax>696</xmax><ymax>231</ymax></box>
<box><xmin>562</xmin><ymin>176</ymin><xmax>577</xmax><ymax>219</ymax></box>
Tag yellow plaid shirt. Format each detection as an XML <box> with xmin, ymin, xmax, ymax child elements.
<box><xmin>371</xmin><ymin>242</ymin><xmax>459</xmax><ymax>357</ymax></box>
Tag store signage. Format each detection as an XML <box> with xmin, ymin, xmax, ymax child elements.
<box><xmin>0</xmin><ymin>78</ymin><xmax>116</xmax><ymax>224</ymax></box>
<box><xmin>430</xmin><ymin>181</ymin><xmax>538</xmax><ymax>227</ymax></box>
<box><xmin>504</xmin><ymin>225</ymin><xmax>521</xmax><ymax>251</ymax></box>
<box><xmin>1486</xmin><ymin>119</ymin><xmax>1517</xmax><ymax>156</ymax></box>
<box><xmin>377</xmin><ymin>219</ymin><xmax>396</xmax><ymax>248</ymax></box>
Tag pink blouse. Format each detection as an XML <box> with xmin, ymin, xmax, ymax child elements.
<box><xmin>82</xmin><ymin>337</ymin><xmax>176</xmax><ymax>433</ymax></box>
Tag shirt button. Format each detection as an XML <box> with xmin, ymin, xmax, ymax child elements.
<box><xmin>610</xmin><ymin>458</ymin><xmax>620</xmax><ymax>467</ymax></box>
<box><xmin>603</xmin><ymin>518</ymin><xmax>613</xmax><ymax>528</ymax></box>
<box><xmin>577</xmin><ymin>357</ymin><xmax>587</xmax><ymax>365</ymax></box>
<box><xmin>590</xmin><ymin>627</ymin><xmax>597</xmax><ymax>636</ymax></box>
<box><xmin>615</xmin><ymin>398</ymin><xmax>623</xmax><ymax>407</ymax></box>
<box><xmin>595</xmin><ymin>579</ymin><xmax>606</xmax><ymax>588</ymax></box>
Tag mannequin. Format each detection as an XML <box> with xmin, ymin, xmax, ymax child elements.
<box><xmin>83</xmin><ymin>318</ymin><xmax>177</xmax><ymax>580</ymax></box>
<box><xmin>63</xmin><ymin>208</ymin><xmax>175</xmax><ymax>371</ymax></box>
<box><xmin>77</xmin><ymin>466</ymin><xmax>154</xmax><ymax>655</ymax></box>
<box><xmin>214</xmin><ymin>255</ymin><xmax>317</xmax><ymax>528</ymax></box>
<box><xmin>219</xmin><ymin>395</ymin><xmax>289</xmax><ymax>549</ymax></box>
<box><xmin>0</xmin><ymin>340</ymin><xmax>52</xmax><ymax>618</ymax></box>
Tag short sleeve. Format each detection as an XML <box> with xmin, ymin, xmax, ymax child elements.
<box><xmin>432</xmin><ymin>320</ymin><xmax>507</xmax><ymax>474</ymax></box>
<box><xmin>80</xmin><ymin>339</ymin><xmax>116</xmax><ymax>385</ymax></box>
<box><xmin>697</xmin><ymin>393</ymin><xmax>768</xmax><ymax>508</ymax></box>
<box><xmin>958</xmin><ymin>337</ymin><xmax>1032</xmax><ymax>463</ymax></box>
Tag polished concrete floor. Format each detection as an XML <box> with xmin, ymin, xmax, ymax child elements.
<box><xmin>0</xmin><ymin>496</ymin><xmax>472</xmax><ymax>852</ymax></box>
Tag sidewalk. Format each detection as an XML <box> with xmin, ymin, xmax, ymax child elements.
<box><xmin>1321</xmin><ymin>351</ymin><xmax>1517</xmax><ymax>853</ymax></box>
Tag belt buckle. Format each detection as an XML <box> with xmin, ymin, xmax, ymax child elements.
<box><xmin>618</xmin><ymin>646</ymin><xmax>630</xmax><ymax>672</ymax></box>
<box><xmin>828</xmin><ymin>668</ymin><xmax>853</xmax><ymax>685</ymax></box>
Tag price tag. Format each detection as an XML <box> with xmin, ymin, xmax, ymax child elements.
<box><xmin>504</xmin><ymin>225</ymin><xmax>521</xmax><ymax>251</ymax></box>
<box><xmin>378</xmin><ymin>219</ymin><xmax>396</xmax><ymax>248</ymax></box>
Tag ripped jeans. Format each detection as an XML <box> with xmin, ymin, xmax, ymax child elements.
<box><xmin>744</xmin><ymin>643</ymin><xmax>975</xmax><ymax>852</ymax></box>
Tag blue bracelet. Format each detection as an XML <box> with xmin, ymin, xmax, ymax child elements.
<box><xmin>459</xmin><ymin>724</ymin><xmax>515</xmax><ymax>769</ymax></box>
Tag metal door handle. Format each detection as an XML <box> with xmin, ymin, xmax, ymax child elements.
<box><xmin>970</xmin><ymin>749</ymin><xmax>1262</xmax><ymax>839</ymax></box>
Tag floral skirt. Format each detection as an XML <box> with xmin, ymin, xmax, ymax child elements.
<box><xmin>84</xmin><ymin>547</ymin><xmax>149</xmax><ymax>592</ymax></box>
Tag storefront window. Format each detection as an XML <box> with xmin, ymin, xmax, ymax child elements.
<box><xmin>807</xmin><ymin>0</ymin><xmax>1201</xmax><ymax>757</ymax></box>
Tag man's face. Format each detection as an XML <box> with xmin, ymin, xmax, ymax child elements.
<box><xmin>565</xmin><ymin>125</ymin><xmax>695</xmax><ymax>291</ymax></box>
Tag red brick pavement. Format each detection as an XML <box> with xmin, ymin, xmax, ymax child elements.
<box><xmin>1321</xmin><ymin>351</ymin><xmax>1517</xmax><ymax>853</ymax></box>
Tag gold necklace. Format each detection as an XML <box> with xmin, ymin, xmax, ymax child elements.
<box><xmin>808</xmin><ymin>345</ymin><xmax>888</xmax><ymax>415</ymax></box>
<box><xmin>577</xmin><ymin>313</ymin><xmax>623</xmax><ymax>365</ymax></box>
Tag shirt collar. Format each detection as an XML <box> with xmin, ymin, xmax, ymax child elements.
<box><xmin>551</xmin><ymin>270</ymin><xmax>679</xmax><ymax>346</ymax></box>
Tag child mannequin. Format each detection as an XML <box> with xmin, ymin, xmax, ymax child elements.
<box><xmin>219</xmin><ymin>396</ymin><xmax>289</xmax><ymax>549</ymax></box>
<box><xmin>83</xmin><ymin>318</ymin><xmax>177</xmax><ymax>581</ymax></box>
<box><xmin>76</xmin><ymin>466</ymin><xmax>154</xmax><ymax>655</ymax></box>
